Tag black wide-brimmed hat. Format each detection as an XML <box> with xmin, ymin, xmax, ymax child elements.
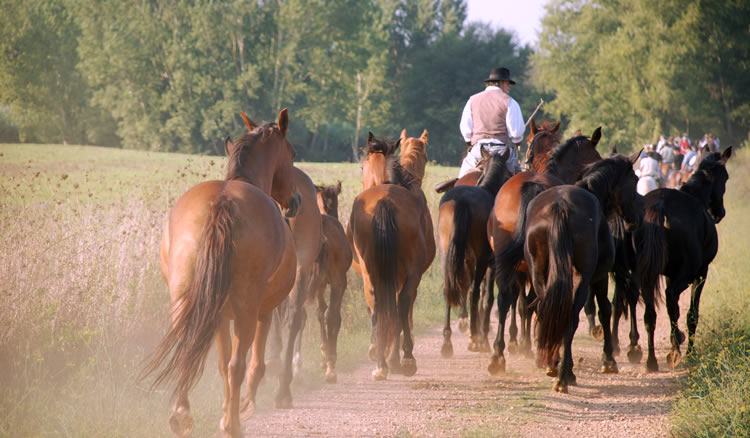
<box><xmin>484</xmin><ymin>67</ymin><xmax>516</xmax><ymax>85</ymax></box>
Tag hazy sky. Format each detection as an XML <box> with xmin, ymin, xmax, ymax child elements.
<box><xmin>465</xmin><ymin>0</ymin><xmax>550</xmax><ymax>47</ymax></box>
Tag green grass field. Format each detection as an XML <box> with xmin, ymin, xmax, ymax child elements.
<box><xmin>1</xmin><ymin>143</ymin><xmax>748</xmax><ymax>437</ymax></box>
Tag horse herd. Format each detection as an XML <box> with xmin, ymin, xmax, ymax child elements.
<box><xmin>139</xmin><ymin>110</ymin><xmax>733</xmax><ymax>437</ymax></box>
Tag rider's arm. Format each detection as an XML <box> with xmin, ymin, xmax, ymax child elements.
<box><xmin>459</xmin><ymin>100</ymin><xmax>473</xmax><ymax>144</ymax></box>
<box><xmin>506</xmin><ymin>99</ymin><xmax>525</xmax><ymax>145</ymax></box>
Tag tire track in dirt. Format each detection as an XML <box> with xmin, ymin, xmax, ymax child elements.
<box><xmin>243</xmin><ymin>293</ymin><xmax>688</xmax><ymax>437</ymax></box>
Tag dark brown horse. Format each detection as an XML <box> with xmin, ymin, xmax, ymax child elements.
<box><xmin>524</xmin><ymin>119</ymin><xmax>562</xmax><ymax>171</ymax></box>
<box><xmin>288</xmin><ymin>182</ymin><xmax>352</xmax><ymax>383</ymax></box>
<box><xmin>521</xmin><ymin>154</ymin><xmax>643</xmax><ymax>392</ymax></box>
<box><xmin>487</xmin><ymin>129</ymin><xmax>603</xmax><ymax>374</ymax></box>
<box><xmin>140</xmin><ymin>109</ymin><xmax>300</xmax><ymax>438</ymax></box>
<box><xmin>438</xmin><ymin>148</ymin><xmax>511</xmax><ymax>358</ymax></box>
<box><xmin>637</xmin><ymin>148</ymin><xmax>732</xmax><ymax>371</ymax></box>
<box><xmin>347</xmin><ymin>131</ymin><xmax>435</xmax><ymax>380</ymax></box>
<box><xmin>234</xmin><ymin>112</ymin><xmax>324</xmax><ymax>411</ymax></box>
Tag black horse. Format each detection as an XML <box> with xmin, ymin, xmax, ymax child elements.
<box><xmin>437</xmin><ymin>148</ymin><xmax>511</xmax><ymax>357</ymax></box>
<box><xmin>637</xmin><ymin>147</ymin><xmax>732</xmax><ymax>371</ymax></box>
<box><xmin>508</xmin><ymin>154</ymin><xmax>643</xmax><ymax>393</ymax></box>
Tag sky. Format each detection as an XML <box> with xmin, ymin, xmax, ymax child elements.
<box><xmin>465</xmin><ymin>0</ymin><xmax>550</xmax><ymax>47</ymax></box>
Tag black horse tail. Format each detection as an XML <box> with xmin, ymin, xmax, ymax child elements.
<box><xmin>495</xmin><ymin>181</ymin><xmax>547</xmax><ymax>297</ymax></box>
<box><xmin>638</xmin><ymin>199</ymin><xmax>667</xmax><ymax>308</ymax></box>
<box><xmin>536</xmin><ymin>201</ymin><xmax>574</xmax><ymax>366</ymax></box>
<box><xmin>444</xmin><ymin>199</ymin><xmax>472</xmax><ymax>308</ymax></box>
<box><xmin>372</xmin><ymin>199</ymin><xmax>399</xmax><ymax>340</ymax></box>
<box><xmin>140</xmin><ymin>195</ymin><xmax>234</xmax><ymax>401</ymax></box>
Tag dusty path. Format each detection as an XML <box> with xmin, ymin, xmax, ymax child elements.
<box><xmin>243</xmin><ymin>294</ymin><xmax>688</xmax><ymax>438</ymax></box>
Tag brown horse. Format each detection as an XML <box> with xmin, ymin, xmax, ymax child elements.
<box><xmin>288</xmin><ymin>182</ymin><xmax>352</xmax><ymax>383</ymax></box>
<box><xmin>347</xmin><ymin>131</ymin><xmax>435</xmax><ymax>380</ymax></box>
<box><xmin>522</xmin><ymin>154</ymin><xmax>643</xmax><ymax>393</ymax></box>
<box><xmin>438</xmin><ymin>148</ymin><xmax>511</xmax><ymax>358</ymax></box>
<box><xmin>140</xmin><ymin>109</ymin><xmax>300</xmax><ymax>438</ymax></box>
<box><xmin>487</xmin><ymin>128</ymin><xmax>603</xmax><ymax>374</ymax></box>
<box><xmin>234</xmin><ymin>112</ymin><xmax>323</xmax><ymax>411</ymax></box>
<box><xmin>524</xmin><ymin>119</ymin><xmax>562</xmax><ymax>171</ymax></box>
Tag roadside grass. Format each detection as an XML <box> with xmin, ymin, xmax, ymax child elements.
<box><xmin>0</xmin><ymin>143</ymin><xmax>455</xmax><ymax>437</ymax></box>
<box><xmin>669</xmin><ymin>147</ymin><xmax>750</xmax><ymax>438</ymax></box>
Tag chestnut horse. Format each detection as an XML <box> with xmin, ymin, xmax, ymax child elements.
<box><xmin>522</xmin><ymin>154</ymin><xmax>643</xmax><ymax>393</ymax></box>
<box><xmin>438</xmin><ymin>148</ymin><xmax>511</xmax><ymax>358</ymax></box>
<box><xmin>140</xmin><ymin>109</ymin><xmax>300</xmax><ymax>438</ymax></box>
<box><xmin>347</xmin><ymin>131</ymin><xmax>435</xmax><ymax>380</ymax></box>
<box><xmin>637</xmin><ymin>148</ymin><xmax>732</xmax><ymax>372</ymax></box>
<box><xmin>234</xmin><ymin>112</ymin><xmax>323</xmax><ymax>411</ymax></box>
<box><xmin>488</xmin><ymin>128</ymin><xmax>603</xmax><ymax>375</ymax></box>
<box><xmin>288</xmin><ymin>181</ymin><xmax>352</xmax><ymax>383</ymax></box>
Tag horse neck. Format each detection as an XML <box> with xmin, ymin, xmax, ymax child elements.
<box><xmin>531</xmin><ymin>152</ymin><xmax>552</xmax><ymax>173</ymax></box>
<box><xmin>477</xmin><ymin>161</ymin><xmax>509</xmax><ymax>196</ymax></box>
<box><xmin>680</xmin><ymin>171</ymin><xmax>713</xmax><ymax>208</ymax></box>
<box><xmin>400</xmin><ymin>147</ymin><xmax>426</xmax><ymax>188</ymax></box>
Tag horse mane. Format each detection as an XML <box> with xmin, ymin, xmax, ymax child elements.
<box><xmin>477</xmin><ymin>152</ymin><xmax>511</xmax><ymax>195</ymax></box>
<box><xmin>225</xmin><ymin>122</ymin><xmax>278</xmax><ymax>181</ymax></box>
<box><xmin>386</xmin><ymin>154</ymin><xmax>418</xmax><ymax>191</ymax></box>
<box><xmin>575</xmin><ymin>155</ymin><xmax>633</xmax><ymax>216</ymax></box>
<box><xmin>545</xmin><ymin>135</ymin><xmax>588</xmax><ymax>177</ymax></box>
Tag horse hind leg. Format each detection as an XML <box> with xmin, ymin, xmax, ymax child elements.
<box><xmin>323</xmin><ymin>274</ymin><xmax>345</xmax><ymax>383</ymax></box>
<box><xmin>507</xmin><ymin>280</ymin><xmax>519</xmax><ymax>354</ymax></box>
<box><xmin>241</xmin><ymin>312</ymin><xmax>272</xmax><ymax>420</ymax></box>
<box><xmin>469</xmin><ymin>255</ymin><xmax>490</xmax><ymax>352</ymax></box>
<box><xmin>441</xmin><ymin>296</ymin><xmax>454</xmax><ymax>358</ymax></box>
<box><xmin>585</xmin><ymin>289</ymin><xmax>603</xmax><ymax>340</ymax></box>
<box><xmin>398</xmin><ymin>279</ymin><xmax>419</xmax><ymax>377</ymax></box>
<box><xmin>686</xmin><ymin>269</ymin><xmax>708</xmax><ymax>356</ymax></box>
<box><xmin>593</xmin><ymin>279</ymin><xmax>618</xmax><ymax>374</ymax></box>
<box><xmin>222</xmin><ymin>316</ymin><xmax>254</xmax><ymax>438</ymax></box>
<box><xmin>275</xmin><ymin>271</ymin><xmax>308</xmax><ymax>409</ymax></box>
<box><xmin>665</xmin><ymin>277</ymin><xmax>689</xmax><ymax>369</ymax></box>
<box><xmin>169</xmin><ymin>395</ymin><xmax>194</xmax><ymax>438</ymax></box>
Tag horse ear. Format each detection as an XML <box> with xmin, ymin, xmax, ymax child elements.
<box><xmin>500</xmin><ymin>147</ymin><xmax>510</xmax><ymax>161</ymax></box>
<box><xmin>240</xmin><ymin>111</ymin><xmax>256</xmax><ymax>132</ymax></box>
<box><xmin>609</xmin><ymin>145</ymin><xmax>618</xmax><ymax>156</ymax></box>
<box><xmin>420</xmin><ymin>129</ymin><xmax>429</xmax><ymax>144</ymax></box>
<box><xmin>629</xmin><ymin>148</ymin><xmax>642</xmax><ymax>164</ymax></box>
<box><xmin>720</xmin><ymin>146</ymin><xmax>733</xmax><ymax>163</ymax></box>
<box><xmin>390</xmin><ymin>138</ymin><xmax>401</xmax><ymax>155</ymax></box>
<box><xmin>400</xmin><ymin>129</ymin><xmax>408</xmax><ymax>140</ymax></box>
<box><xmin>277</xmin><ymin>108</ymin><xmax>289</xmax><ymax>137</ymax></box>
<box><xmin>224</xmin><ymin>136</ymin><xmax>236</xmax><ymax>157</ymax></box>
<box><xmin>480</xmin><ymin>146</ymin><xmax>490</xmax><ymax>160</ymax></box>
<box><xmin>590</xmin><ymin>127</ymin><xmax>602</xmax><ymax>147</ymax></box>
<box><xmin>367</xmin><ymin>131</ymin><xmax>375</xmax><ymax>144</ymax></box>
<box><xmin>552</xmin><ymin>121</ymin><xmax>561</xmax><ymax>134</ymax></box>
<box><xmin>335</xmin><ymin>180</ymin><xmax>342</xmax><ymax>195</ymax></box>
<box><xmin>530</xmin><ymin>119</ymin><xmax>537</xmax><ymax>134</ymax></box>
<box><xmin>314</xmin><ymin>184</ymin><xmax>324</xmax><ymax>193</ymax></box>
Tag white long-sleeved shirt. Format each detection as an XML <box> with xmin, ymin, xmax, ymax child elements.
<box><xmin>459</xmin><ymin>86</ymin><xmax>525</xmax><ymax>145</ymax></box>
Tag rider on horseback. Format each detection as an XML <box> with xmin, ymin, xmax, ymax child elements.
<box><xmin>458</xmin><ymin>67</ymin><xmax>524</xmax><ymax>177</ymax></box>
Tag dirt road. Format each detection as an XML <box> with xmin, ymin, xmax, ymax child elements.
<box><xmin>244</xmin><ymin>294</ymin><xmax>687</xmax><ymax>438</ymax></box>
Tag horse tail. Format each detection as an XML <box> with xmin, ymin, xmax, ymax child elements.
<box><xmin>444</xmin><ymin>199</ymin><xmax>471</xmax><ymax>308</ymax></box>
<box><xmin>638</xmin><ymin>199</ymin><xmax>667</xmax><ymax>308</ymax></box>
<box><xmin>140</xmin><ymin>195</ymin><xmax>235</xmax><ymax>400</ymax></box>
<box><xmin>536</xmin><ymin>201</ymin><xmax>574</xmax><ymax>365</ymax></box>
<box><xmin>372</xmin><ymin>199</ymin><xmax>399</xmax><ymax>338</ymax></box>
<box><xmin>495</xmin><ymin>181</ymin><xmax>547</xmax><ymax>296</ymax></box>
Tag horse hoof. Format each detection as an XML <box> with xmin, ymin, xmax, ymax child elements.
<box><xmin>645</xmin><ymin>356</ymin><xmax>659</xmax><ymax>373</ymax></box>
<box><xmin>553</xmin><ymin>379</ymin><xmax>568</xmax><ymax>394</ymax></box>
<box><xmin>601</xmin><ymin>361</ymin><xmax>619</xmax><ymax>374</ymax></box>
<box><xmin>458</xmin><ymin>317</ymin><xmax>469</xmax><ymax>334</ymax></box>
<box><xmin>590</xmin><ymin>325</ymin><xmax>604</xmax><ymax>341</ymax></box>
<box><xmin>667</xmin><ymin>348</ymin><xmax>682</xmax><ymax>369</ymax></box>
<box><xmin>388</xmin><ymin>360</ymin><xmax>403</xmax><ymax>375</ymax></box>
<box><xmin>676</xmin><ymin>329</ymin><xmax>686</xmax><ymax>346</ymax></box>
<box><xmin>467</xmin><ymin>340</ymin><xmax>480</xmax><ymax>352</ymax></box>
<box><xmin>368</xmin><ymin>344</ymin><xmax>377</xmax><ymax>362</ymax></box>
<box><xmin>488</xmin><ymin>356</ymin><xmax>506</xmax><ymax>375</ymax></box>
<box><xmin>507</xmin><ymin>339</ymin><xmax>519</xmax><ymax>355</ymax></box>
<box><xmin>401</xmin><ymin>358</ymin><xmax>417</xmax><ymax>377</ymax></box>
<box><xmin>274</xmin><ymin>392</ymin><xmax>293</xmax><ymax>409</ymax></box>
<box><xmin>169</xmin><ymin>406</ymin><xmax>194</xmax><ymax>438</ymax></box>
<box><xmin>325</xmin><ymin>369</ymin><xmax>337</xmax><ymax>384</ymax></box>
<box><xmin>627</xmin><ymin>345</ymin><xmax>643</xmax><ymax>364</ymax></box>
<box><xmin>440</xmin><ymin>341</ymin><xmax>454</xmax><ymax>358</ymax></box>
<box><xmin>372</xmin><ymin>368</ymin><xmax>388</xmax><ymax>381</ymax></box>
<box><xmin>546</xmin><ymin>367</ymin><xmax>558</xmax><ymax>378</ymax></box>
